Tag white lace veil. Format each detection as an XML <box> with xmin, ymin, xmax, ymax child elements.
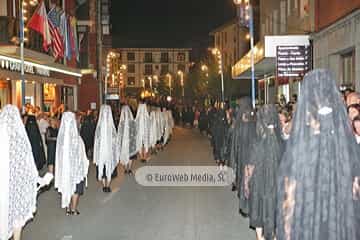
<box><xmin>55</xmin><ymin>112</ymin><xmax>89</xmax><ymax>208</ymax></box>
<box><xmin>0</xmin><ymin>105</ymin><xmax>38</xmax><ymax>240</ymax></box>
<box><xmin>135</xmin><ymin>103</ymin><xmax>150</xmax><ymax>152</ymax></box>
<box><xmin>149</xmin><ymin>111</ymin><xmax>158</xmax><ymax>148</ymax></box>
<box><xmin>93</xmin><ymin>105</ymin><xmax>118</xmax><ymax>181</ymax></box>
<box><xmin>162</xmin><ymin>108</ymin><xmax>171</xmax><ymax>144</ymax></box>
<box><xmin>155</xmin><ymin>108</ymin><xmax>163</xmax><ymax>141</ymax></box>
<box><xmin>117</xmin><ymin>105</ymin><xmax>137</xmax><ymax>165</ymax></box>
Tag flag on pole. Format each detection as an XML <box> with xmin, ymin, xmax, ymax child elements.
<box><xmin>27</xmin><ymin>1</ymin><xmax>52</xmax><ymax>51</ymax></box>
<box><xmin>48</xmin><ymin>7</ymin><xmax>64</xmax><ymax>59</ymax></box>
<box><xmin>70</xmin><ymin>16</ymin><xmax>79</xmax><ymax>62</ymax></box>
<box><xmin>60</xmin><ymin>12</ymin><xmax>72</xmax><ymax>60</ymax></box>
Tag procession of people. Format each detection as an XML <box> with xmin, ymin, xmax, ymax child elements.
<box><xmin>0</xmin><ymin>100</ymin><xmax>175</xmax><ymax>240</ymax></box>
<box><xmin>2</xmin><ymin>69</ymin><xmax>360</xmax><ymax>240</ymax></box>
<box><xmin>206</xmin><ymin>69</ymin><xmax>360</xmax><ymax>240</ymax></box>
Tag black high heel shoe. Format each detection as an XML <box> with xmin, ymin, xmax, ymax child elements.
<box><xmin>71</xmin><ymin>210</ymin><xmax>80</xmax><ymax>216</ymax></box>
<box><xmin>66</xmin><ymin>208</ymin><xmax>71</xmax><ymax>216</ymax></box>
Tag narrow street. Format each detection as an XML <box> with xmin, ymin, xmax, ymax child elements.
<box><xmin>22</xmin><ymin>127</ymin><xmax>253</xmax><ymax>240</ymax></box>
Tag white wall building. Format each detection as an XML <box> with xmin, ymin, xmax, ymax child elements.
<box><xmin>115</xmin><ymin>48</ymin><xmax>191</xmax><ymax>91</ymax></box>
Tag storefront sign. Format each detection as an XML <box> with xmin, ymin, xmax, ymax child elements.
<box><xmin>0</xmin><ymin>59</ymin><xmax>50</xmax><ymax>77</ymax></box>
<box><xmin>276</xmin><ymin>45</ymin><xmax>312</xmax><ymax>78</ymax></box>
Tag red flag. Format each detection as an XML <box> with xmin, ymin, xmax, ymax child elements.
<box><xmin>27</xmin><ymin>1</ymin><xmax>52</xmax><ymax>51</ymax></box>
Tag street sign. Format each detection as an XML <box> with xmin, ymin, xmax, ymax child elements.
<box><xmin>276</xmin><ymin>45</ymin><xmax>312</xmax><ymax>78</ymax></box>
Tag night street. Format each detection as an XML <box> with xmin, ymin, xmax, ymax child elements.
<box><xmin>22</xmin><ymin>127</ymin><xmax>253</xmax><ymax>240</ymax></box>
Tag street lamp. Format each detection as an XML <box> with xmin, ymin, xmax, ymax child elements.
<box><xmin>234</xmin><ymin>0</ymin><xmax>256</xmax><ymax>108</ymax></box>
<box><xmin>177</xmin><ymin>70</ymin><xmax>184</xmax><ymax>98</ymax></box>
<box><xmin>147</xmin><ymin>76</ymin><xmax>153</xmax><ymax>92</ymax></box>
<box><xmin>211</xmin><ymin>48</ymin><xmax>225</xmax><ymax>103</ymax></box>
<box><xmin>201</xmin><ymin>64</ymin><xmax>208</xmax><ymax>72</ymax></box>
<box><xmin>166</xmin><ymin>73</ymin><xmax>172</xmax><ymax>97</ymax></box>
<box><xmin>105</xmin><ymin>51</ymin><xmax>119</xmax><ymax>101</ymax></box>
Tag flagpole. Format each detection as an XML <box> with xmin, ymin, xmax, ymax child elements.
<box><xmin>20</xmin><ymin>0</ymin><xmax>25</xmax><ymax>113</ymax></box>
<box><xmin>63</xmin><ymin>0</ymin><xmax>67</xmax><ymax>66</ymax></box>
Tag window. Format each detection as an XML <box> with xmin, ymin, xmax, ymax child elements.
<box><xmin>177</xmin><ymin>64</ymin><xmax>185</xmax><ymax>72</ymax></box>
<box><xmin>127</xmin><ymin>52</ymin><xmax>135</xmax><ymax>61</ymax></box>
<box><xmin>216</xmin><ymin>35</ymin><xmax>221</xmax><ymax>47</ymax></box>
<box><xmin>144</xmin><ymin>52</ymin><xmax>153</xmax><ymax>62</ymax></box>
<box><xmin>273</xmin><ymin>10</ymin><xmax>279</xmax><ymax>35</ymax></box>
<box><xmin>127</xmin><ymin>77</ymin><xmax>135</xmax><ymax>86</ymax></box>
<box><xmin>287</xmin><ymin>0</ymin><xmax>291</xmax><ymax>16</ymax></box>
<box><xmin>177</xmin><ymin>52</ymin><xmax>185</xmax><ymax>62</ymax></box>
<box><xmin>145</xmin><ymin>64</ymin><xmax>153</xmax><ymax>75</ymax></box>
<box><xmin>280</xmin><ymin>1</ymin><xmax>286</xmax><ymax>34</ymax></box>
<box><xmin>224</xmin><ymin>32</ymin><xmax>228</xmax><ymax>44</ymax></box>
<box><xmin>342</xmin><ymin>51</ymin><xmax>356</xmax><ymax>87</ymax></box>
<box><xmin>128</xmin><ymin>64</ymin><xmax>135</xmax><ymax>73</ymax></box>
<box><xmin>161</xmin><ymin>65</ymin><xmax>169</xmax><ymax>75</ymax></box>
<box><xmin>161</xmin><ymin>52</ymin><xmax>169</xmax><ymax>62</ymax></box>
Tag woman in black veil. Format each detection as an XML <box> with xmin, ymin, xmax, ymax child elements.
<box><xmin>247</xmin><ymin>104</ymin><xmax>284</xmax><ymax>240</ymax></box>
<box><xmin>211</xmin><ymin>104</ymin><xmax>229</xmax><ymax>166</ymax></box>
<box><xmin>229</xmin><ymin>97</ymin><xmax>257</xmax><ymax>214</ymax></box>
<box><xmin>276</xmin><ymin>69</ymin><xmax>360</xmax><ymax>240</ymax></box>
<box><xmin>25</xmin><ymin>115</ymin><xmax>46</xmax><ymax>170</ymax></box>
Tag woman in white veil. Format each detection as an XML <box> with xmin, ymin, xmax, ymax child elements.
<box><xmin>155</xmin><ymin>107</ymin><xmax>164</xmax><ymax>152</ymax></box>
<box><xmin>93</xmin><ymin>105</ymin><xmax>118</xmax><ymax>192</ymax></box>
<box><xmin>162</xmin><ymin>107</ymin><xmax>171</xmax><ymax>145</ymax></box>
<box><xmin>117</xmin><ymin>105</ymin><xmax>137</xmax><ymax>175</ymax></box>
<box><xmin>0</xmin><ymin>105</ymin><xmax>38</xmax><ymax>240</ymax></box>
<box><xmin>55</xmin><ymin>112</ymin><xmax>89</xmax><ymax>215</ymax></box>
<box><xmin>149</xmin><ymin>108</ymin><xmax>158</xmax><ymax>153</ymax></box>
<box><xmin>135</xmin><ymin>101</ymin><xmax>150</xmax><ymax>162</ymax></box>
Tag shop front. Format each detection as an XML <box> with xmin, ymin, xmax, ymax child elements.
<box><xmin>0</xmin><ymin>48</ymin><xmax>81</xmax><ymax>111</ymax></box>
<box><xmin>232</xmin><ymin>35</ymin><xmax>311</xmax><ymax>105</ymax></box>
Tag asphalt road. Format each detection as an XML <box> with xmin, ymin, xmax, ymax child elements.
<box><xmin>22</xmin><ymin>127</ymin><xmax>254</xmax><ymax>240</ymax></box>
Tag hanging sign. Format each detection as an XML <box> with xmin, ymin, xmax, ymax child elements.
<box><xmin>276</xmin><ymin>45</ymin><xmax>312</xmax><ymax>78</ymax></box>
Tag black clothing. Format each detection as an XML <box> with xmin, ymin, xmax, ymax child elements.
<box><xmin>25</xmin><ymin>115</ymin><xmax>46</xmax><ymax>170</ymax></box>
<box><xmin>46</xmin><ymin>126</ymin><xmax>58</xmax><ymax>166</ymax></box>
<box><xmin>80</xmin><ymin>115</ymin><xmax>96</xmax><ymax>154</ymax></box>
<box><xmin>276</xmin><ymin>69</ymin><xmax>360</xmax><ymax>240</ymax></box>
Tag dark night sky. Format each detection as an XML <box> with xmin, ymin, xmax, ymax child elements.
<box><xmin>111</xmin><ymin>0</ymin><xmax>236</xmax><ymax>51</ymax></box>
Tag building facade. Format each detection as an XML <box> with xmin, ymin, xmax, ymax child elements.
<box><xmin>312</xmin><ymin>1</ymin><xmax>360</xmax><ymax>90</ymax></box>
<box><xmin>232</xmin><ymin>0</ymin><xmax>315</xmax><ymax>104</ymax></box>
<box><xmin>209</xmin><ymin>19</ymin><xmax>250</xmax><ymax>72</ymax></box>
<box><xmin>110</xmin><ymin>48</ymin><xmax>191</xmax><ymax>97</ymax></box>
<box><xmin>0</xmin><ymin>0</ymin><xmax>108</xmax><ymax>111</ymax></box>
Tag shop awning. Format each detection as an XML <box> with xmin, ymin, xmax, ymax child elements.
<box><xmin>0</xmin><ymin>69</ymin><xmax>64</xmax><ymax>84</ymax></box>
<box><xmin>232</xmin><ymin>41</ymin><xmax>274</xmax><ymax>80</ymax></box>
<box><xmin>232</xmin><ymin>57</ymin><xmax>276</xmax><ymax>80</ymax></box>
<box><xmin>232</xmin><ymin>35</ymin><xmax>310</xmax><ymax>80</ymax></box>
<box><xmin>0</xmin><ymin>46</ymin><xmax>82</xmax><ymax>77</ymax></box>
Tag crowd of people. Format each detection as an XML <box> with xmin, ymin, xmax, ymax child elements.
<box><xmin>0</xmin><ymin>100</ymin><xmax>174</xmax><ymax>240</ymax></box>
<box><xmin>203</xmin><ymin>69</ymin><xmax>360</xmax><ymax>240</ymax></box>
<box><xmin>3</xmin><ymin>68</ymin><xmax>360</xmax><ymax>240</ymax></box>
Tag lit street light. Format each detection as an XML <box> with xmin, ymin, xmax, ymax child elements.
<box><xmin>177</xmin><ymin>70</ymin><xmax>184</xmax><ymax>98</ymax></box>
<box><xmin>211</xmin><ymin>48</ymin><xmax>225</xmax><ymax>103</ymax></box>
<box><xmin>166</xmin><ymin>73</ymin><xmax>172</xmax><ymax>97</ymax></box>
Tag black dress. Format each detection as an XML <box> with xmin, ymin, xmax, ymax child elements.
<box><xmin>80</xmin><ymin>115</ymin><xmax>96</xmax><ymax>155</ymax></box>
<box><xmin>198</xmin><ymin>110</ymin><xmax>208</xmax><ymax>133</ymax></box>
<box><xmin>233</xmin><ymin>97</ymin><xmax>256</xmax><ymax>215</ymax></box>
<box><xmin>276</xmin><ymin>70</ymin><xmax>360</xmax><ymax>240</ymax></box>
<box><xmin>211</xmin><ymin>109</ymin><xmax>228</xmax><ymax>161</ymax></box>
<box><xmin>25</xmin><ymin>115</ymin><xmax>46</xmax><ymax>170</ymax></box>
<box><xmin>248</xmin><ymin>105</ymin><xmax>284</xmax><ymax>239</ymax></box>
<box><xmin>46</xmin><ymin>127</ymin><xmax>58</xmax><ymax>166</ymax></box>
